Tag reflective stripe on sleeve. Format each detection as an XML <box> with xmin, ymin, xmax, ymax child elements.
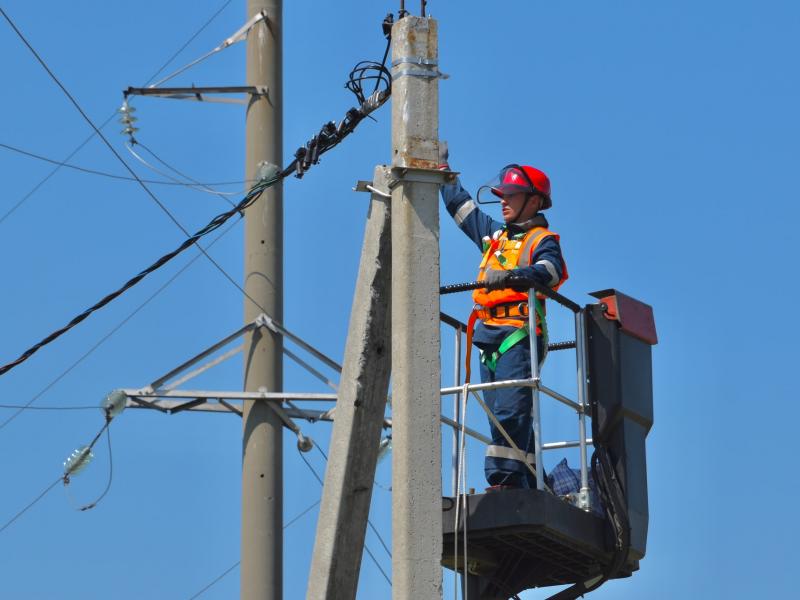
<box><xmin>453</xmin><ymin>199</ymin><xmax>477</xmax><ymax>226</ymax></box>
<box><xmin>486</xmin><ymin>444</ymin><xmax>535</xmax><ymax>465</ymax></box>
<box><xmin>535</xmin><ymin>259</ymin><xmax>559</xmax><ymax>286</ymax></box>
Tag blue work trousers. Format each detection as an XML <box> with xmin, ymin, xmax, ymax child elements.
<box><xmin>478</xmin><ymin>335</ymin><xmax>545</xmax><ymax>488</ymax></box>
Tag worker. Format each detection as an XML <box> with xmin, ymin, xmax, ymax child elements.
<box><xmin>439</xmin><ymin>146</ymin><xmax>568</xmax><ymax>490</ymax></box>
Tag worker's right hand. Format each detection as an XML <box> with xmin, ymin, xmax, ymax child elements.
<box><xmin>483</xmin><ymin>268</ymin><xmax>512</xmax><ymax>291</ymax></box>
<box><xmin>438</xmin><ymin>140</ymin><xmax>449</xmax><ymax>170</ymax></box>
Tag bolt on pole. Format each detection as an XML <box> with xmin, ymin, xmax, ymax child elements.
<box><xmin>390</xmin><ymin>15</ymin><xmax>443</xmax><ymax>600</ymax></box>
<box><xmin>241</xmin><ymin>1</ymin><xmax>283</xmax><ymax>599</ymax></box>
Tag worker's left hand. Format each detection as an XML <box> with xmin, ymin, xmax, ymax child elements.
<box><xmin>483</xmin><ymin>269</ymin><xmax>513</xmax><ymax>291</ymax></box>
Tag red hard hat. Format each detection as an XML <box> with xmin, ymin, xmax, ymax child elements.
<box><xmin>490</xmin><ymin>165</ymin><xmax>552</xmax><ymax>209</ymax></box>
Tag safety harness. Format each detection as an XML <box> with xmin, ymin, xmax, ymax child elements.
<box><xmin>464</xmin><ymin>296</ymin><xmax>548</xmax><ymax>383</ymax></box>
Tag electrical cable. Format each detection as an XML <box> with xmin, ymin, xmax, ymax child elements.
<box><xmin>0</xmin><ymin>7</ymin><xmax>214</xmax><ymax>239</ymax></box>
<box><xmin>0</xmin><ymin>142</ymin><xmax>250</xmax><ymax>188</ymax></box>
<box><xmin>0</xmin><ymin>216</ymin><xmax>243</xmax><ymax>431</ymax></box>
<box><xmin>186</xmin><ymin>561</ymin><xmax>240</xmax><ymax>600</ymax></box>
<box><xmin>0</xmin><ymin>117</ymin><xmax>114</xmax><ymax>227</ymax></box>
<box><xmin>544</xmin><ymin>426</ymin><xmax>631</xmax><ymax>599</ymax></box>
<box><xmin>0</xmin><ymin>404</ymin><xmax>98</xmax><ymax>410</ymax></box>
<box><xmin>3</xmin><ymin>3</ymin><xmax>261</xmax><ymax>338</ymax></box>
<box><xmin>299</xmin><ymin>444</ymin><xmax>392</xmax><ymax>586</ymax></box>
<box><xmin>148</xmin><ymin>8</ymin><xmax>264</xmax><ymax>89</ymax></box>
<box><xmin>71</xmin><ymin>421</ymin><xmax>114</xmax><ymax>512</ymax></box>
<box><xmin>0</xmin><ymin>0</ymin><xmax>234</xmax><ymax>227</ymax></box>
<box><xmin>185</xmin><ymin>497</ymin><xmax>322</xmax><ymax>600</ymax></box>
<box><xmin>0</xmin><ymin>15</ymin><xmax>393</xmax><ymax>379</ymax></box>
<box><xmin>0</xmin><ymin>475</ymin><xmax>62</xmax><ymax>535</ymax></box>
<box><xmin>147</xmin><ymin>0</ymin><xmax>234</xmax><ymax>87</ymax></box>
<box><xmin>0</xmin><ymin>177</ymin><xmax>274</xmax><ymax>378</ymax></box>
<box><xmin>285</xmin><ymin>21</ymin><xmax>392</xmax><ymax>180</ymax></box>
<box><xmin>127</xmin><ymin>140</ymin><xmax>240</xmax><ymax>202</ymax></box>
<box><xmin>312</xmin><ymin>442</ymin><xmax>392</xmax><ymax>559</ymax></box>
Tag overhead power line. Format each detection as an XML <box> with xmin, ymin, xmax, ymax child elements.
<box><xmin>5</xmin><ymin>0</ymin><xmax>281</xmax><ymax>371</ymax></box>
<box><xmin>0</xmin><ymin>6</ymin><xmax>204</xmax><ymax>237</ymax></box>
<box><xmin>0</xmin><ymin>217</ymin><xmax>242</xmax><ymax>432</ymax></box>
<box><xmin>0</xmin><ymin>404</ymin><xmax>98</xmax><ymax>411</ymax></box>
<box><xmin>0</xmin><ymin>13</ymin><xmax>391</xmax><ymax>378</ymax></box>
<box><xmin>146</xmin><ymin>0</ymin><xmax>234</xmax><ymax>87</ymax></box>
<box><xmin>0</xmin><ymin>142</ymin><xmax>249</xmax><ymax>189</ymax></box>
<box><xmin>0</xmin><ymin>0</ymin><xmax>234</xmax><ymax>227</ymax></box>
<box><xmin>186</xmin><ymin>497</ymin><xmax>323</xmax><ymax>600</ymax></box>
<box><xmin>5</xmin><ymin>7</ymin><xmax>276</xmax><ymax>385</ymax></box>
<box><xmin>0</xmin><ymin>475</ymin><xmax>62</xmax><ymax>535</ymax></box>
<box><xmin>298</xmin><ymin>444</ymin><xmax>392</xmax><ymax>587</ymax></box>
<box><xmin>125</xmin><ymin>141</ymin><xmax>241</xmax><ymax>203</ymax></box>
<box><xmin>0</xmin><ymin>176</ymin><xmax>274</xmax><ymax>378</ymax></box>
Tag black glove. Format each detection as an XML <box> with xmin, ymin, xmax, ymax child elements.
<box><xmin>483</xmin><ymin>268</ymin><xmax>512</xmax><ymax>291</ymax></box>
<box><xmin>484</xmin><ymin>269</ymin><xmax>532</xmax><ymax>292</ymax></box>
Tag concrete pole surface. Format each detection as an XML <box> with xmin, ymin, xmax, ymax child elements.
<box><xmin>390</xmin><ymin>16</ymin><xmax>442</xmax><ymax>600</ymax></box>
<box><xmin>306</xmin><ymin>166</ymin><xmax>393</xmax><ymax>600</ymax></box>
<box><xmin>241</xmin><ymin>2</ymin><xmax>283</xmax><ymax>599</ymax></box>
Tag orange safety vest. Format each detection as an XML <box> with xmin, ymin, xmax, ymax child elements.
<box><xmin>464</xmin><ymin>226</ymin><xmax>568</xmax><ymax>383</ymax></box>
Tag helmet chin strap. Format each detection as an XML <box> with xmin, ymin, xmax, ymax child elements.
<box><xmin>510</xmin><ymin>194</ymin><xmax>536</xmax><ymax>224</ymax></box>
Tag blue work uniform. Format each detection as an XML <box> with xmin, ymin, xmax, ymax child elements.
<box><xmin>441</xmin><ymin>177</ymin><xmax>567</xmax><ymax>488</ymax></box>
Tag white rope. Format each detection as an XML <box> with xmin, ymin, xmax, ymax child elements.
<box><xmin>148</xmin><ymin>10</ymin><xmax>268</xmax><ymax>89</ymax></box>
<box><xmin>460</xmin><ymin>385</ymin><xmax>469</xmax><ymax>599</ymax></box>
<box><xmin>453</xmin><ymin>383</ymin><xmax>470</xmax><ymax>600</ymax></box>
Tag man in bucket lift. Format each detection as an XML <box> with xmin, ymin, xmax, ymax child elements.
<box><xmin>439</xmin><ymin>146</ymin><xmax>568</xmax><ymax>490</ymax></box>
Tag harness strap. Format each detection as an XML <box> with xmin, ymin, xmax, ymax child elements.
<box><xmin>481</xmin><ymin>323</ymin><xmax>530</xmax><ymax>373</ymax></box>
<box><xmin>479</xmin><ymin>296</ymin><xmax>550</xmax><ymax>374</ymax></box>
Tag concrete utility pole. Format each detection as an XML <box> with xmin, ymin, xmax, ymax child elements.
<box><xmin>306</xmin><ymin>166</ymin><xmax>393</xmax><ymax>600</ymax></box>
<box><xmin>390</xmin><ymin>15</ymin><xmax>443</xmax><ymax>600</ymax></box>
<box><xmin>241</xmin><ymin>1</ymin><xmax>283</xmax><ymax>599</ymax></box>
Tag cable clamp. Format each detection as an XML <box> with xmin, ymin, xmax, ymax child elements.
<box><xmin>256</xmin><ymin>313</ymin><xmax>278</xmax><ymax>334</ymax></box>
<box><xmin>389</xmin><ymin>165</ymin><xmax>458</xmax><ymax>186</ymax></box>
<box><xmin>391</xmin><ymin>56</ymin><xmax>439</xmax><ymax>67</ymax></box>
<box><xmin>392</xmin><ymin>67</ymin><xmax>449</xmax><ymax>80</ymax></box>
<box><xmin>359</xmin><ymin>89</ymin><xmax>389</xmax><ymax>116</ymax></box>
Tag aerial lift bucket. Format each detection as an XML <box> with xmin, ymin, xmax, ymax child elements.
<box><xmin>442</xmin><ymin>289</ymin><xmax>656</xmax><ymax>599</ymax></box>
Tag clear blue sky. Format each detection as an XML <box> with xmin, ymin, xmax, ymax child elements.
<box><xmin>0</xmin><ymin>1</ymin><xmax>797</xmax><ymax>598</ymax></box>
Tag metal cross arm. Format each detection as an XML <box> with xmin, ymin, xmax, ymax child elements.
<box><xmin>124</xmin><ymin>389</ymin><xmax>336</xmax><ymax>404</ymax></box>
<box><xmin>124</xmin><ymin>85</ymin><xmax>269</xmax><ymax>105</ymax></box>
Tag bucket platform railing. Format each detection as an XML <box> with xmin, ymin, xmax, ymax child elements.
<box><xmin>439</xmin><ymin>278</ymin><xmax>592</xmax><ymax>511</ymax></box>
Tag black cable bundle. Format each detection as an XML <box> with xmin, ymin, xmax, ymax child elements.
<box><xmin>0</xmin><ymin>176</ymin><xmax>276</xmax><ymax>377</ymax></box>
<box><xmin>284</xmin><ymin>15</ymin><xmax>393</xmax><ymax>179</ymax></box>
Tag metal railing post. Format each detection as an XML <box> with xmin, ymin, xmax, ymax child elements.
<box><xmin>528</xmin><ymin>291</ymin><xmax>544</xmax><ymax>490</ymax></box>
<box><xmin>574</xmin><ymin>309</ymin><xmax>591</xmax><ymax>511</ymax></box>
<box><xmin>452</xmin><ymin>326</ymin><xmax>462</xmax><ymax>496</ymax></box>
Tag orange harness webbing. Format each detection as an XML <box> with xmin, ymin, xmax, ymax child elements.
<box><xmin>464</xmin><ymin>308</ymin><xmax>479</xmax><ymax>384</ymax></box>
